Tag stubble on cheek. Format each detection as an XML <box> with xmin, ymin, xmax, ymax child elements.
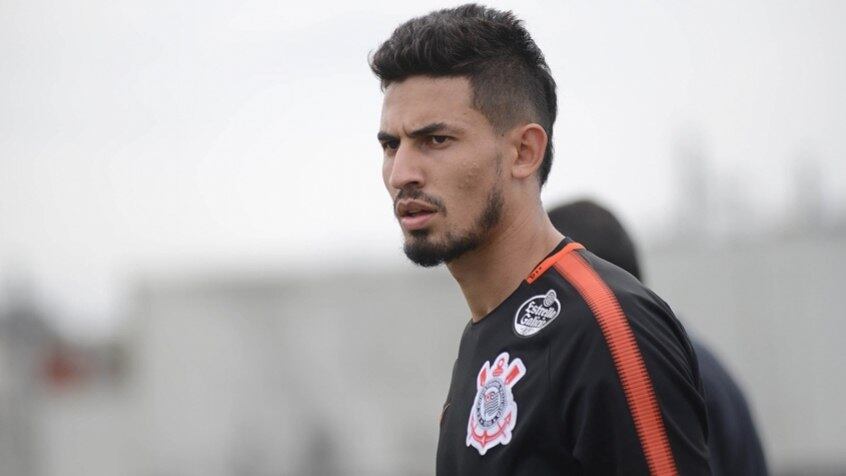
<box><xmin>458</xmin><ymin>158</ymin><xmax>487</xmax><ymax>192</ymax></box>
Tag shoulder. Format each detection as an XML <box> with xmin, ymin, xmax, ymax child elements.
<box><xmin>531</xmin><ymin>248</ymin><xmax>695</xmax><ymax>370</ymax></box>
<box><xmin>517</xmin><ymin>242</ymin><xmax>701</xmax><ymax>394</ymax></box>
<box><xmin>557</xmin><ymin>249</ymin><xmax>700</xmax><ymax>382</ymax></box>
<box><xmin>534</xmin><ymin>246</ymin><xmax>711</xmax><ymax>473</ymax></box>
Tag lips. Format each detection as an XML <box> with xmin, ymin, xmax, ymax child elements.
<box><xmin>396</xmin><ymin>199</ymin><xmax>438</xmax><ymax>231</ymax></box>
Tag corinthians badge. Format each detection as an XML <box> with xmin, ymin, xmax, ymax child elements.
<box><xmin>466</xmin><ymin>352</ymin><xmax>526</xmax><ymax>455</ymax></box>
<box><xmin>513</xmin><ymin>289</ymin><xmax>561</xmax><ymax>337</ymax></box>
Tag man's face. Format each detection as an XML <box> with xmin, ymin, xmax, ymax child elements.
<box><xmin>379</xmin><ymin>76</ymin><xmax>505</xmax><ymax>266</ymax></box>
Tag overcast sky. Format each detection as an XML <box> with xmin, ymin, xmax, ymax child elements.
<box><xmin>1</xmin><ymin>0</ymin><xmax>844</xmax><ymax>333</ymax></box>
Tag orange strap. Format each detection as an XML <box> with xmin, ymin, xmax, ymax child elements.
<box><xmin>553</xmin><ymin>249</ymin><xmax>679</xmax><ymax>476</ymax></box>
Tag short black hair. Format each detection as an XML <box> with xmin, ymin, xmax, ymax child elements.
<box><xmin>370</xmin><ymin>4</ymin><xmax>558</xmax><ymax>185</ymax></box>
<box><xmin>547</xmin><ymin>199</ymin><xmax>643</xmax><ymax>281</ymax></box>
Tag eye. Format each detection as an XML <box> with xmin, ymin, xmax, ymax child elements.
<box><xmin>429</xmin><ymin>135</ymin><xmax>450</xmax><ymax>146</ymax></box>
<box><xmin>381</xmin><ymin>140</ymin><xmax>400</xmax><ymax>152</ymax></box>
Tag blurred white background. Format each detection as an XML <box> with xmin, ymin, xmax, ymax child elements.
<box><xmin>1</xmin><ymin>1</ymin><xmax>844</xmax><ymax>475</ymax></box>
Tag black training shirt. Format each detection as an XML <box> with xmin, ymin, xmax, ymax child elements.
<box><xmin>436</xmin><ymin>238</ymin><xmax>711</xmax><ymax>475</ymax></box>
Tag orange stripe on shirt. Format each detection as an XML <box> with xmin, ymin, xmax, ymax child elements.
<box><xmin>553</xmin><ymin>249</ymin><xmax>679</xmax><ymax>476</ymax></box>
<box><xmin>526</xmin><ymin>242</ymin><xmax>584</xmax><ymax>284</ymax></box>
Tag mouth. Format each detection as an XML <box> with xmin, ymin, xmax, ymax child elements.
<box><xmin>400</xmin><ymin>210</ymin><xmax>436</xmax><ymax>231</ymax></box>
<box><xmin>396</xmin><ymin>200</ymin><xmax>439</xmax><ymax>231</ymax></box>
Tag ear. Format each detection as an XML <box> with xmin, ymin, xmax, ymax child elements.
<box><xmin>510</xmin><ymin>123</ymin><xmax>548</xmax><ymax>181</ymax></box>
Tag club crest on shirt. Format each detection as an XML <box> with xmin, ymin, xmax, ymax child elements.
<box><xmin>513</xmin><ymin>289</ymin><xmax>561</xmax><ymax>337</ymax></box>
<box><xmin>466</xmin><ymin>352</ymin><xmax>526</xmax><ymax>455</ymax></box>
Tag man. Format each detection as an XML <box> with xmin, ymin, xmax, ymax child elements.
<box><xmin>548</xmin><ymin>199</ymin><xmax>769</xmax><ymax>476</ymax></box>
<box><xmin>371</xmin><ymin>5</ymin><xmax>709</xmax><ymax>475</ymax></box>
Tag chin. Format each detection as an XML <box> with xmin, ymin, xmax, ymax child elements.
<box><xmin>408</xmin><ymin>228</ymin><xmax>433</xmax><ymax>239</ymax></box>
<box><xmin>402</xmin><ymin>229</ymin><xmax>483</xmax><ymax>268</ymax></box>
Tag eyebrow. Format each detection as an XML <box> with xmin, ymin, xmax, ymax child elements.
<box><xmin>377</xmin><ymin>131</ymin><xmax>398</xmax><ymax>143</ymax></box>
<box><xmin>377</xmin><ymin>122</ymin><xmax>457</xmax><ymax>142</ymax></box>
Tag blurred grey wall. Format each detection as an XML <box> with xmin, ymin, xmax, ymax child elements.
<box><xmin>128</xmin><ymin>268</ymin><xmax>467</xmax><ymax>476</ymax></box>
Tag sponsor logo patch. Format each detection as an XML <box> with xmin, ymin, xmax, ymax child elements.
<box><xmin>513</xmin><ymin>289</ymin><xmax>561</xmax><ymax>337</ymax></box>
<box><xmin>466</xmin><ymin>352</ymin><xmax>526</xmax><ymax>455</ymax></box>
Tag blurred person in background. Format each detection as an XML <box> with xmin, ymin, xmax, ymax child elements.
<box><xmin>548</xmin><ymin>198</ymin><xmax>768</xmax><ymax>476</ymax></box>
<box><xmin>372</xmin><ymin>4</ymin><xmax>709</xmax><ymax>475</ymax></box>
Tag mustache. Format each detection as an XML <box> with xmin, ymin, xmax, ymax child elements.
<box><xmin>394</xmin><ymin>187</ymin><xmax>447</xmax><ymax>214</ymax></box>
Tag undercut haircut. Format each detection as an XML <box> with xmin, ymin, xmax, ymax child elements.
<box><xmin>370</xmin><ymin>4</ymin><xmax>558</xmax><ymax>185</ymax></box>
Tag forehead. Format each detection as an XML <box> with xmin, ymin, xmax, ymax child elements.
<box><xmin>380</xmin><ymin>76</ymin><xmax>486</xmax><ymax>132</ymax></box>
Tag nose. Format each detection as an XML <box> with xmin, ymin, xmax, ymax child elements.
<box><xmin>387</xmin><ymin>142</ymin><xmax>425</xmax><ymax>192</ymax></box>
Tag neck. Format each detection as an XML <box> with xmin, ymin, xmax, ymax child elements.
<box><xmin>446</xmin><ymin>204</ymin><xmax>564</xmax><ymax>322</ymax></box>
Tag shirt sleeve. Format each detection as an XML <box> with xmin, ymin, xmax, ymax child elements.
<box><xmin>550</xmin><ymin>282</ymin><xmax>711</xmax><ymax>475</ymax></box>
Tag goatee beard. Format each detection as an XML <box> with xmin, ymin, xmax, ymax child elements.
<box><xmin>403</xmin><ymin>186</ymin><xmax>503</xmax><ymax>267</ymax></box>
